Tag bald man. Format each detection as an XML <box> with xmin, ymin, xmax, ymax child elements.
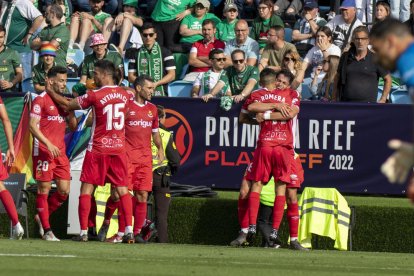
<box><xmin>224</xmin><ymin>20</ymin><xmax>260</xmax><ymax>67</ymax></box>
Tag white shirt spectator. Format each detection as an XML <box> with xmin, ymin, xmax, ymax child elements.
<box><xmin>326</xmin><ymin>15</ymin><xmax>363</xmax><ymax>49</ymax></box>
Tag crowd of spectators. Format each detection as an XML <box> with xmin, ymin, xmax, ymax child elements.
<box><xmin>0</xmin><ymin>0</ymin><xmax>412</xmax><ymax>103</ymax></box>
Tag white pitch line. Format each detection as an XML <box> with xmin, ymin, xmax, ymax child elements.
<box><xmin>0</xmin><ymin>253</ymin><xmax>76</xmax><ymax>258</ymax></box>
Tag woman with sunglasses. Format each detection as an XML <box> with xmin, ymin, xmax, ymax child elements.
<box><xmin>250</xmin><ymin>0</ymin><xmax>284</xmax><ymax>52</ymax></box>
<box><xmin>293</xmin><ymin>26</ymin><xmax>340</xmax><ymax>98</ymax></box>
<box><xmin>309</xmin><ymin>55</ymin><xmax>339</xmax><ymax>101</ymax></box>
<box><xmin>282</xmin><ymin>50</ymin><xmax>302</xmax><ymax>95</ymax></box>
<box><xmin>179</xmin><ymin>0</ymin><xmax>220</xmax><ymax>53</ymax></box>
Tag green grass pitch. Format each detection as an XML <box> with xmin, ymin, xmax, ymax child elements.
<box><xmin>0</xmin><ymin>240</ymin><xmax>413</xmax><ymax>275</ymax></box>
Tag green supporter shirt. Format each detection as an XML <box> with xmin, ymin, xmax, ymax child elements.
<box><xmin>180</xmin><ymin>13</ymin><xmax>221</xmax><ymax>44</ymax></box>
<box><xmin>220</xmin><ymin>65</ymin><xmax>259</xmax><ymax>95</ymax></box>
<box><xmin>152</xmin><ymin>0</ymin><xmax>196</xmax><ymax>22</ymax></box>
<box><xmin>81</xmin><ymin>50</ymin><xmax>123</xmax><ymax>79</ymax></box>
<box><xmin>39</xmin><ymin>23</ymin><xmax>70</xmax><ymax>67</ymax></box>
<box><xmin>0</xmin><ymin>46</ymin><xmax>22</xmax><ymax>92</ymax></box>
<box><xmin>216</xmin><ymin>19</ymin><xmax>238</xmax><ymax>42</ymax></box>
<box><xmin>92</xmin><ymin>11</ymin><xmax>111</xmax><ymax>32</ymax></box>
<box><xmin>250</xmin><ymin>15</ymin><xmax>284</xmax><ymax>49</ymax></box>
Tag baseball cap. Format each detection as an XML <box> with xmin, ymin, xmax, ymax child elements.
<box><xmin>90</xmin><ymin>33</ymin><xmax>107</xmax><ymax>47</ymax></box>
<box><xmin>224</xmin><ymin>3</ymin><xmax>238</xmax><ymax>12</ymax></box>
<box><xmin>39</xmin><ymin>43</ymin><xmax>56</xmax><ymax>57</ymax></box>
<box><xmin>340</xmin><ymin>0</ymin><xmax>356</xmax><ymax>9</ymax></box>
<box><xmin>123</xmin><ymin>0</ymin><xmax>137</xmax><ymax>7</ymax></box>
<box><xmin>303</xmin><ymin>0</ymin><xmax>318</xmax><ymax>9</ymax></box>
<box><xmin>196</xmin><ymin>0</ymin><xmax>210</xmax><ymax>9</ymax></box>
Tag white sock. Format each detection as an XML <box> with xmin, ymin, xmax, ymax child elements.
<box><xmin>68</xmin><ymin>39</ymin><xmax>74</xmax><ymax>48</ymax></box>
<box><xmin>241</xmin><ymin>228</ymin><xmax>248</xmax><ymax>234</ymax></box>
<box><xmin>13</xmin><ymin>222</ymin><xmax>21</xmax><ymax>228</ymax></box>
<box><xmin>290</xmin><ymin>237</ymin><xmax>298</xmax><ymax>242</ymax></box>
<box><xmin>80</xmin><ymin>229</ymin><xmax>88</xmax><ymax>236</ymax></box>
<box><xmin>125</xmin><ymin>226</ymin><xmax>133</xmax><ymax>234</ymax></box>
<box><xmin>117</xmin><ymin>232</ymin><xmax>124</xmax><ymax>237</ymax></box>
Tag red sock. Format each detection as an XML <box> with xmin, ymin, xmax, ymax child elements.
<box><xmin>272</xmin><ymin>195</ymin><xmax>286</xmax><ymax>230</ymax></box>
<box><xmin>88</xmin><ymin>195</ymin><xmax>97</xmax><ymax>228</ymax></box>
<box><xmin>0</xmin><ymin>190</ymin><xmax>19</xmax><ymax>226</ymax></box>
<box><xmin>248</xmin><ymin>192</ymin><xmax>260</xmax><ymax>226</ymax></box>
<box><xmin>78</xmin><ymin>194</ymin><xmax>91</xmax><ymax>231</ymax></box>
<box><xmin>36</xmin><ymin>193</ymin><xmax>50</xmax><ymax>230</ymax></box>
<box><xmin>238</xmin><ymin>197</ymin><xmax>249</xmax><ymax>229</ymax></box>
<box><xmin>104</xmin><ymin>197</ymin><xmax>118</xmax><ymax>224</ymax></box>
<box><xmin>287</xmin><ymin>202</ymin><xmax>299</xmax><ymax>238</ymax></box>
<box><xmin>48</xmin><ymin>192</ymin><xmax>68</xmax><ymax>214</ymax></box>
<box><xmin>119</xmin><ymin>193</ymin><xmax>132</xmax><ymax>227</ymax></box>
<box><xmin>133</xmin><ymin>201</ymin><xmax>147</xmax><ymax>235</ymax></box>
<box><xmin>117</xmin><ymin>204</ymin><xmax>125</xmax><ymax>233</ymax></box>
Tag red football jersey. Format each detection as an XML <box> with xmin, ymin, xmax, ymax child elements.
<box><xmin>125</xmin><ymin>101</ymin><xmax>159</xmax><ymax>163</ymax></box>
<box><xmin>30</xmin><ymin>92</ymin><xmax>68</xmax><ymax>152</ymax></box>
<box><xmin>77</xmin><ymin>86</ymin><xmax>133</xmax><ymax>155</ymax></box>
<box><xmin>246</xmin><ymin>88</ymin><xmax>300</xmax><ymax>147</ymax></box>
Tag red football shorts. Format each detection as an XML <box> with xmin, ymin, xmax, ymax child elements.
<box><xmin>287</xmin><ymin>155</ymin><xmax>304</xmax><ymax>188</ymax></box>
<box><xmin>80</xmin><ymin>151</ymin><xmax>128</xmax><ymax>187</ymax></box>
<box><xmin>127</xmin><ymin>160</ymin><xmax>153</xmax><ymax>192</ymax></box>
<box><xmin>0</xmin><ymin>149</ymin><xmax>8</xmax><ymax>181</ymax></box>
<box><xmin>33</xmin><ymin>148</ymin><xmax>70</xmax><ymax>182</ymax></box>
<box><xmin>245</xmin><ymin>146</ymin><xmax>293</xmax><ymax>184</ymax></box>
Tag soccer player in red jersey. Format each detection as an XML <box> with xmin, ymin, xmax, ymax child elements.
<box><xmin>29</xmin><ymin>66</ymin><xmax>78</xmax><ymax>241</ymax></box>
<box><xmin>0</xmin><ymin>96</ymin><xmax>24</xmax><ymax>240</ymax></box>
<box><xmin>46</xmin><ymin>60</ymin><xmax>136</xmax><ymax>243</ymax></box>
<box><xmin>99</xmin><ymin>75</ymin><xmax>164</xmax><ymax>243</ymax></box>
<box><xmin>247</xmin><ymin>69</ymin><xmax>307</xmax><ymax>250</ymax></box>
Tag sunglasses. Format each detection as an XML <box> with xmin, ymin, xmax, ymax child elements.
<box><xmin>232</xmin><ymin>59</ymin><xmax>244</xmax><ymax>64</ymax></box>
<box><xmin>284</xmin><ymin>57</ymin><xmax>296</xmax><ymax>62</ymax></box>
<box><xmin>143</xmin><ymin>33</ymin><xmax>155</xmax><ymax>38</ymax></box>
<box><xmin>213</xmin><ymin>58</ymin><xmax>226</xmax><ymax>62</ymax></box>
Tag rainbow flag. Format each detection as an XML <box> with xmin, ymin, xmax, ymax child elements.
<box><xmin>9</xmin><ymin>95</ymin><xmax>35</xmax><ymax>184</ymax></box>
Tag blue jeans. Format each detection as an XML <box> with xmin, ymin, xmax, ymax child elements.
<box><xmin>20</xmin><ymin>52</ymin><xmax>32</xmax><ymax>80</ymax></box>
<box><xmin>390</xmin><ymin>0</ymin><xmax>410</xmax><ymax>22</ymax></box>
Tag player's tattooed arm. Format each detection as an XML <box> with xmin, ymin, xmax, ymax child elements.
<box><xmin>238</xmin><ymin>111</ymin><xmax>258</xmax><ymax>125</ymax></box>
<box><xmin>247</xmin><ymin>102</ymin><xmax>289</xmax><ymax>113</ymax></box>
<box><xmin>67</xmin><ymin>111</ymin><xmax>78</xmax><ymax>131</ymax></box>
<box><xmin>46</xmin><ymin>89</ymin><xmax>81</xmax><ymax>112</ymax></box>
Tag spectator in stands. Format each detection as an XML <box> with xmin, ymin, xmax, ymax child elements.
<box><xmin>250</xmin><ymin>0</ymin><xmax>284</xmax><ymax>52</ymax></box>
<box><xmin>209</xmin><ymin>49</ymin><xmax>259</xmax><ymax>103</ymax></box>
<box><xmin>192</xmin><ymin>48</ymin><xmax>230</xmax><ymax>98</ymax></box>
<box><xmin>128</xmin><ymin>23</ymin><xmax>176</xmax><ymax>97</ymax></box>
<box><xmin>31</xmin><ymin>4</ymin><xmax>69</xmax><ymax>67</ymax></box>
<box><xmin>102</xmin><ymin>0</ymin><xmax>143</xmax><ymax>54</ymax></box>
<box><xmin>326</xmin><ymin>0</ymin><xmax>363</xmax><ymax>52</ymax></box>
<box><xmin>335</xmin><ymin>26</ymin><xmax>392</xmax><ymax>103</ymax></box>
<box><xmin>274</xmin><ymin>0</ymin><xmax>303</xmax><ymax>26</ymax></box>
<box><xmin>282</xmin><ymin>49</ymin><xmax>302</xmax><ymax>95</ymax></box>
<box><xmin>224</xmin><ymin>20</ymin><xmax>259</xmax><ymax>67</ymax></box>
<box><xmin>0</xmin><ymin>25</ymin><xmax>22</xmax><ymax>92</ymax></box>
<box><xmin>404</xmin><ymin>0</ymin><xmax>414</xmax><ymax>35</ymax></box>
<box><xmin>293</xmin><ymin>26</ymin><xmax>341</xmax><ymax>90</ymax></box>
<box><xmin>80</xmin><ymin>33</ymin><xmax>123</xmax><ymax>85</ymax></box>
<box><xmin>309</xmin><ymin>55</ymin><xmax>339</xmax><ymax>100</ymax></box>
<box><xmin>184</xmin><ymin>19</ymin><xmax>225</xmax><ymax>82</ymax></box>
<box><xmin>151</xmin><ymin>0</ymin><xmax>195</xmax><ymax>53</ymax></box>
<box><xmin>179</xmin><ymin>0</ymin><xmax>220</xmax><ymax>52</ymax></box>
<box><xmin>216</xmin><ymin>3</ymin><xmax>239</xmax><ymax>43</ymax></box>
<box><xmin>292</xmin><ymin>0</ymin><xmax>327</xmax><ymax>58</ymax></box>
<box><xmin>390</xmin><ymin>0</ymin><xmax>410</xmax><ymax>22</ymax></box>
<box><xmin>374</xmin><ymin>0</ymin><xmax>391</xmax><ymax>23</ymax></box>
<box><xmin>52</xmin><ymin>0</ymin><xmax>71</xmax><ymax>25</ymax></box>
<box><xmin>74</xmin><ymin>0</ymin><xmax>118</xmax><ymax>14</ymax></box>
<box><xmin>33</xmin><ymin>43</ymin><xmax>57</xmax><ymax>93</ymax></box>
<box><xmin>355</xmin><ymin>0</ymin><xmax>373</xmax><ymax>24</ymax></box>
<box><xmin>259</xmin><ymin>25</ymin><xmax>297</xmax><ymax>72</ymax></box>
<box><xmin>69</xmin><ymin>0</ymin><xmax>111</xmax><ymax>51</ymax></box>
<box><xmin>0</xmin><ymin>0</ymin><xmax>43</xmax><ymax>80</ymax></box>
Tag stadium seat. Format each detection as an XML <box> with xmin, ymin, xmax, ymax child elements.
<box><xmin>0</xmin><ymin>174</ymin><xmax>29</xmax><ymax>239</ymax></box>
<box><xmin>21</xmin><ymin>78</ymin><xmax>34</xmax><ymax>93</ymax></box>
<box><xmin>390</xmin><ymin>90</ymin><xmax>412</xmax><ymax>104</ymax></box>
<box><xmin>124</xmin><ymin>59</ymin><xmax>129</xmax><ymax>78</ymax></box>
<box><xmin>284</xmin><ymin>28</ymin><xmax>293</xmax><ymax>43</ymax></box>
<box><xmin>168</xmin><ymin>81</ymin><xmax>193</xmax><ymax>97</ymax></box>
<box><xmin>66</xmin><ymin>78</ymin><xmax>80</xmax><ymax>94</ymax></box>
<box><xmin>66</xmin><ymin>49</ymin><xmax>85</xmax><ymax>67</ymax></box>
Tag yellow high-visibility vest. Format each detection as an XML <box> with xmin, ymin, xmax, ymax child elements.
<box><xmin>151</xmin><ymin>128</ymin><xmax>170</xmax><ymax>171</ymax></box>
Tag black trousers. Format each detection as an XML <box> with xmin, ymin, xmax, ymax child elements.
<box><xmin>153</xmin><ymin>19</ymin><xmax>185</xmax><ymax>53</ymax></box>
<box><xmin>257</xmin><ymin>203</ymin><xmax>273</xmax><ymax>247</ymax></box>
<box><xmin>152</xmin><ymin>173</ymin><xmax>171</xmax><ymax>243</ymax></box>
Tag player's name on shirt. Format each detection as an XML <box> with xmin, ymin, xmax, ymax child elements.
<box><xmin>99</xmin><ymin>92</ymin><xmax>130</xmax><ymax>105</ymax></box>
<box><xmin>254</xmin><ymin>93</ymin><xmax>287</xmax><ymax>103</ymax></box>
